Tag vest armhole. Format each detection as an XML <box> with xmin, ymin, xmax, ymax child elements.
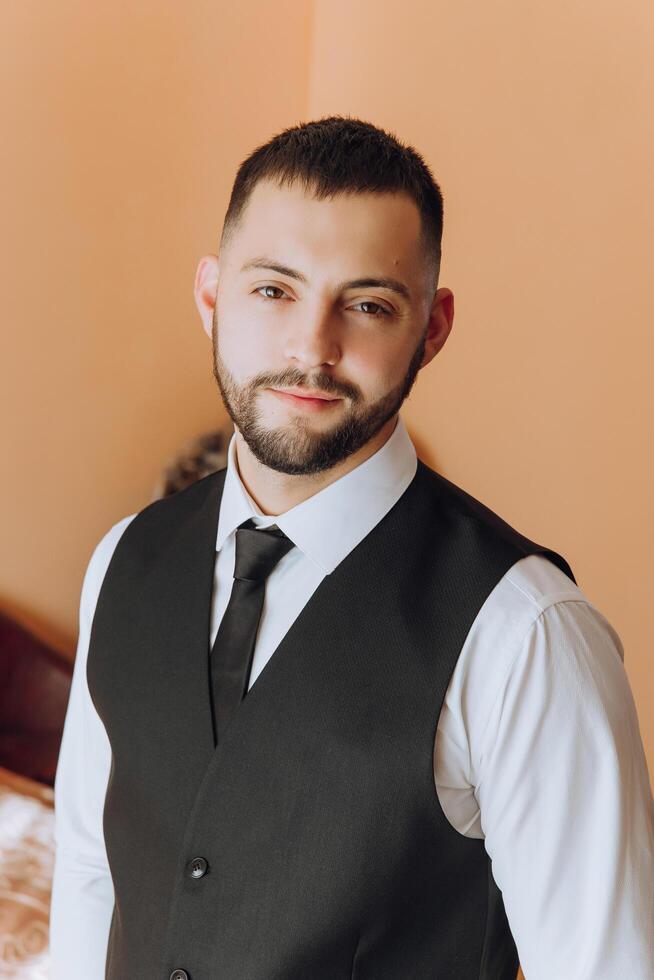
<box><xmin>478</xmin><ymin>862</ymin><xmax>520</xmax><ymax>980</ymax></box>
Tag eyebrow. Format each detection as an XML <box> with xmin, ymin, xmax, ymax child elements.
<box><xmin>239</xmin><ymin>257</ymin><xmax>412</xmax><ymax>302</ymax></box>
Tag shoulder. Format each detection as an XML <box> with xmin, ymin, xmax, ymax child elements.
<box><xmin>414</xmin><ymin>461</ymin><xmax>577</xmax><ymax>585</ymax></box>
<box><xmin>463</xmin><ymin>550</ymin><xmax>600</xmax><ymax>692</ymax></box>
<box><xmin>86</xmin><ymin>513</ymin><xmax>139</xmax><ymax>585</ymax></box>
<box><xmin>105</xmin><ymin>468</ymin><xmax>227</xmax><ymax>560</ymax></box>
<box><xmin>79</xmin><ymin>513</ymin><xmax>139</xmax><ymax>634</ymax></box>
<box><xmin>447</xmin><ymin>552</ymin><xmax>623</xmax><ymax>774</ymax></box>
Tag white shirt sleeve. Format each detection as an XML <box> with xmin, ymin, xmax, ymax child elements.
<box><xmin>49</xmin><ymin>514</ymin><xmax>136</xmax><ymax>980</ymax></box>
<box><xmin>475</xmin><ymin>597</ymin><xmax>654</xmax><ymax>978</ymax></box>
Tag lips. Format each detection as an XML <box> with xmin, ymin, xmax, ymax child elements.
<box><xmin>273</xmin><ymin>388</ymin><xmax>337</xmax><ymax>401</ymax></box>
<box><xmin>268</xmin><ymin>388</ymin><xmax>342</xmax><ymax>411</ymax></box>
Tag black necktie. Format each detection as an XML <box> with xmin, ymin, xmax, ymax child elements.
<box><xmin>209</xmin><ymin>518</ymin><xmax>296</xmax><ymax>746</ymax></box>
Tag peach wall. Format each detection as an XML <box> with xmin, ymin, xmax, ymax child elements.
<box><xmin>2</xmin><ymin>0</ymin><xmax>653</xmax><ymax>778</ymax></box>
<box><xmin>1</xmin><ymin>0</ymin><xmax>312</xmax><ymax>651</ymax></box>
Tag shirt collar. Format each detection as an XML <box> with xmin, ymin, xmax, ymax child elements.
<box><xmin>215</xmin><ymin>413</ymin><xmax>418</xmax><ymax>575</ymax></box>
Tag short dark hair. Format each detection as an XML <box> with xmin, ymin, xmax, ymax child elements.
<box><xmin>220</xmin><ymin>115</ymin><xmax>444</xmax><ymax>294</ymax></box>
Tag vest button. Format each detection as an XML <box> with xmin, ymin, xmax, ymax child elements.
<box><xmin>186</xmin><ymin>856</ymin><xmax>209</xmax><ymax>879</ymax></box>
<box><xmin>170</xmin><ymin>971</ymin><xmax>189</xmax><ymax>980</ymax></box>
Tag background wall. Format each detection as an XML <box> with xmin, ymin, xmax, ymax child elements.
<box><xmin>2</xmin><ymin>0</ymin><xmax>653</xmax><ymax>775</ymax></box>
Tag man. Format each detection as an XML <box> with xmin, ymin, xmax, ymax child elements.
<box><xmin>50</xmin><ymin>116</ymin><xmax>654</xmax><ymax>979</ymax></box>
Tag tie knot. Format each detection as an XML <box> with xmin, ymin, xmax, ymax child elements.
<box><xmin>233</xmin><ymin>518</ymin><xmax>296</xmax><ymax>583</ymax></box>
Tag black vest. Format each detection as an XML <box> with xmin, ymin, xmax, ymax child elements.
<box><xmin>86</xmin><ymin>458</ymin><xmax>575</xmax><ymax>979</ymax></box>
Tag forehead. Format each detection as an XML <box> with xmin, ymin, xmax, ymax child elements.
<box><xmin>227</xmin><ymin>178</ymin><xmax>424</xmax><ymax>271</ymax></box>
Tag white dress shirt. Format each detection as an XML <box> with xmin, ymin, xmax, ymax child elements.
<box><xmin>50</xmin><ymin>413</ymin><xmax>654</xmax><ymax>979</ymax></box>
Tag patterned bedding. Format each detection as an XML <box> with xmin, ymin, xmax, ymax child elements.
<box><xmin>0</xmin><ymin>764</ymin><xmax>53</xmax><ymax>978</ymax></box>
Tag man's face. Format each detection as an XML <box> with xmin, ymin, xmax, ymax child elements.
<box><xmin>197</xmin><ymin>177</ymin><xmax>452</xmax><ymax>476</ymax></box>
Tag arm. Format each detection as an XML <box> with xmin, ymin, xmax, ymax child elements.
<box><xmin>475</xmin><ymin>598</ymin><xmax>654</xmax><ymax>978</ymax></box>
<box><xmin>49</xmin><ymin>515</ymin><xmax>136</xmax><ymax>980</ymax></box>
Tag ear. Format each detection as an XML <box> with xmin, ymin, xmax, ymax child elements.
<box><xmin>194</xmin><ymin>254</ymin><xmax>220</xmax><ymax>340</ymax></box>
<box><xmin>420</xmin><ymin>287</ymin><xmax>454</xmax><ymax>370</ymax></box>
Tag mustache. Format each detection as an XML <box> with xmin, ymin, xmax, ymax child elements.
<box><xmin>252</xmin><ymin>373</ymin><xmax>359</xmax><ymax>402</ymax></box>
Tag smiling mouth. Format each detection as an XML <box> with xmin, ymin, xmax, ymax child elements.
<box><xmin>273</xmin><ymin>388</ymin><xmax>338</xmax><ymax>400</ymax></box>
<box><xmin>267</xmin><ymin>388</ymin><xmax>343</xmax><ymax>410</ymax></box>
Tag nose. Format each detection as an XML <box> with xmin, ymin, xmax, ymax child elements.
<box><xmin>281</xmin><ymin>301</ymin><xmax>340</xmax><ymax>370</ymax></box>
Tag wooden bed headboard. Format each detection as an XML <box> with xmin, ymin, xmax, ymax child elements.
<box><xmin>0</xmin><ymin>610</ymin><xmax>73</xmax><ymax>787</ymax></box>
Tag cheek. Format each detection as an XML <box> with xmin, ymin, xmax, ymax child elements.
<box><xmin>348</xmin><ymin>339</ymin><xmax>405</xmax><ymax>394</ymax></box>
<box><xmin>215</xmin><ymin>306</ymin><xmax>274</xmax><ymax>373</ymax></box>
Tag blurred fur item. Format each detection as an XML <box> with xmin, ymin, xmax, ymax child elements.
<box><xmin>151</xmin><ymin>424</ymin><xmax>234</xmax><ymax>500</ymax></box>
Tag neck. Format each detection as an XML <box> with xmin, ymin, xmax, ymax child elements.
<box><xmin>233</xmin><ymin>415</ymin><xmax>399</xmax><ymax>516</ymax></box>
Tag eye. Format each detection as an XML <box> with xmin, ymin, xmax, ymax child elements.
<box><xmin>254</xmin><ymin>285</ymin><xmax>289</xmax><ymax>301</ymax></box>
<box><xmin>350</xmin><ymin>301</ymin><xmax>391</xmax><ymax>318</ymax></box>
